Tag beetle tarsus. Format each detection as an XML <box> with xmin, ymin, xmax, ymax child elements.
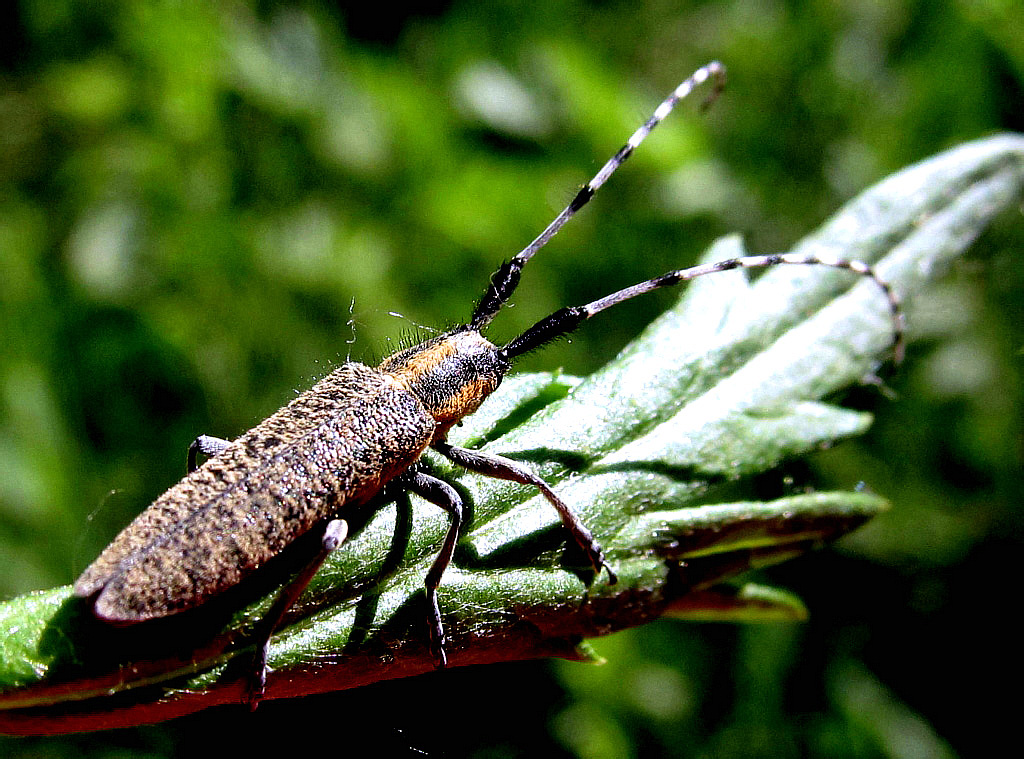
<box><xmin>246</xmin><ymin>641</ymin><xmax>270</xmax><ymax>711</ymax></box>
<box><xmin>428</xmin><ymin>597</ymin><xmax>449</xmax><ymax>669</ymax></box>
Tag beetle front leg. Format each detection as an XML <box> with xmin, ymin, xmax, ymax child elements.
<box><xmin>434</xmin><ymin>441</ymin><xmax>617</xmax><ymax>584</ymax></box>
<box><xmin>246</xmin><ymin>517</ymin><xmax>349</xmax><ymax>709</ymax></box>
<box><xmin>405</xmin><ymin>470</ymin><xmax>464</xmax><ymax>668</ymax></box>
<box><xmin>186</xmin><ymin>434</ymin><xmax>232</xmax><ymax>473</ymax></box>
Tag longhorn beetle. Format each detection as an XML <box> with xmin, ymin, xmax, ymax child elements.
<box><xmin>74</xmin><ymin>62</ymin><xmax>904</xmax><ymax>706</ymax></box>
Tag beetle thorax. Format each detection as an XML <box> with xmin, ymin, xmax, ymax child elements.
<box><xmin>378</xmin><ymin>329</ymin><xmax>508</xmax><ymax>441</ymax></box>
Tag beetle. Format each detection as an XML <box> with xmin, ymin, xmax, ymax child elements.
<box><xmin>73</xmin><ymin>61</ymin><xmax>904</xmax><ymax>706</ymax></box>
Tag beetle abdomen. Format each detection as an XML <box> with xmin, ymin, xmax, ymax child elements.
<box><xmin>74</xmin><ymin>362</ymin><xmax>434</xmax><ymax>621</ymax></box>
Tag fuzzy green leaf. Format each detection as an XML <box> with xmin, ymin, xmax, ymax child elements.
<box><xmin>1</xmin><ymin>134</ymin><xmax>1022</xmax><ymax>734</ymax></box>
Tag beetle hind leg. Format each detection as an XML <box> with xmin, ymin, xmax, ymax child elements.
<box><xmin>245</xmin><ymin>518</ymin><xmax>349</xmax><ymax>709</ymax></box>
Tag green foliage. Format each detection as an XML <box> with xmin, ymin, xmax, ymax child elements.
<box><xmin>1</xmin><ymin>0</ymin><xmax>1022</xmax><ymax>756</ymax></box>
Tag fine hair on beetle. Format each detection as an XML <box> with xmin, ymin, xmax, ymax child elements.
<box><xmin>73</xmin><ymin>61</ymin><xmax>905</xmax><ymax>708</ymax></box>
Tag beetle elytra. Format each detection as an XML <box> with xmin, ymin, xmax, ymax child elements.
<box><xmin>74</xmin><ymin>61</ymin><xmax>904</xmax><ymax>707</ymax></box>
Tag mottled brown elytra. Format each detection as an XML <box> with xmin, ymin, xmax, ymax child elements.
<box><xmin>74</xmin><ymin>62</ymin><xmax>904</xmax><ymax>707</ymax></box>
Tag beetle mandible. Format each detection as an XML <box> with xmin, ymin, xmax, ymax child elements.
<box><xmin>73</xmin><ymin>62</ymin><xmax>904</xmax><ymax>706</ymax></box>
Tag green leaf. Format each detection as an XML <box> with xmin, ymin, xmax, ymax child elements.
<box><xmin>1</xmin><ymin>134</ymin><xmax>1022</xmax><ymax>734</ymax></box>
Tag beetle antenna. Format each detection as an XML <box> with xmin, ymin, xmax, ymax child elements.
<box><xmin>498</xmin><ymin>253</ymin><xmax>905</xmax><ymax>364</ymax></box>
<box><xmin>469</xmin><ymin>61</ymin><xmax>727</xmax><ymax>330</ymax></box>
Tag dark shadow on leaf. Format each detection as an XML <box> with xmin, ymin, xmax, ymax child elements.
<box><xmin>453</xmin><ymin>522</ymin><xmax>600</xmax><ymax>584</ymax></box>
<box><xmin>468</xmin><ymin>379</ymin><xmax>575</xmax><ymax>448</ymax></box>
<box><xmin>343</xmin><ymin>490</ymin><xmax>416</xmax><ymax>656</ymax></box>
<box><xmin>585</xmin><ymin>458</ymin><xmax>720</xmax><ymax>485</ymax></box>
<box><xmin>492</xmin><ymin>447</ymin><xmax>590</xmax><ymax>472</ymax></box>
<box><xmin>669</xmin><ymin>540</ymin><xmax>825</xmax><ymax>591</ymax></box>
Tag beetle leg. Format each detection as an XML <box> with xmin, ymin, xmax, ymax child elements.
<box><xmin>246</xmin><ymin>517</ymin><xmax>349</xmax><ymax>709</ymax></box>
<box><xmin>405</xmin><ymin>470</ymin><xmax>464</xmax><ymax>668</ymax></box>
<box><xmin>186</xmin><ymin>434</ymin><xmax>232</xmax><ymax>473</ymax></box>
<box><xmin>433</xmin><ymin>441</ymin><xmax>617</xmax><ymax>585</ymax></box>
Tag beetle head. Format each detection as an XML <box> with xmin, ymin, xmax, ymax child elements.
<box><xmin>379</xmin><ymin>328</ymin><xmax>509</xmax><ymax>441</ymax></box>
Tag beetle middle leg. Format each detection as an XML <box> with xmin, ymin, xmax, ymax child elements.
<box><xmin>404</xmin><ymin>470</ymin><xmax>464</xmax><ymax>668</ymax></box>
<box><xmin>434</xmin><ymin>441</ymin><xmax>617</xmax><ymax>584</ymax></box>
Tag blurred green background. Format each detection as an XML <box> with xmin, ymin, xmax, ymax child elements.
<box><xmin>1</xmin><ymin>0</ymin><xmax>1021</xmax><ymax>756</ymax></box>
